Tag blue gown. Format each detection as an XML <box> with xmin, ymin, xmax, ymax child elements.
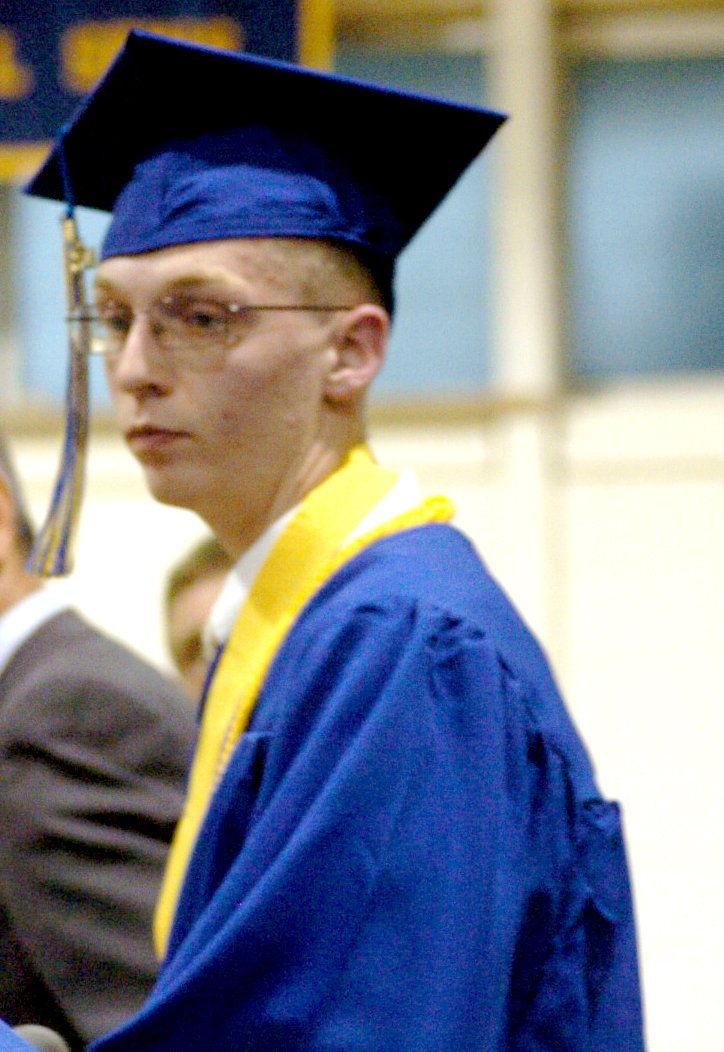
<box><xmin>86</xmin><ymin>523</ymin><xmax>644</xmax><ymax>1050</ymax></box>
<box><xmin>0</xmin><ymin>1024</ymin><xmax>32</xmax><ymax>1051</ymax></box>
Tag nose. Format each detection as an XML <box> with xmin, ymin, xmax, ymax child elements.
<box><xmin>105</xmin><ymin>313</ymin><xmax>173</xmax><ymax>397</ymax></box>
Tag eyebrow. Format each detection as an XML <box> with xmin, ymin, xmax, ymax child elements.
<box><xmin>94</xmin><ymin>270</ymin><xmax>250</xmax><ymax>298</ymax></box>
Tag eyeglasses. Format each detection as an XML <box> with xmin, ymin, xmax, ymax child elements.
<box><xmin>68</xmin><ymin>294</ymin><xmax>357</xmax><ymax>363</ymax></box>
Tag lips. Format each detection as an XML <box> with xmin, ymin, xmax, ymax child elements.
<box><xmin>125</xmin><ymin>425</ymin><xmax>190</xmax><ymax>455</ymax></box>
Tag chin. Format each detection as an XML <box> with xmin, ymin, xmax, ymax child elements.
<box><xmin>141</xmin><ymin>467</ymin><xmax>202</xmax><ymax>514</ymax></box>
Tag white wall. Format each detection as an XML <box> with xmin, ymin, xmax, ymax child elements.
<box><xmin>8</xmin><ymin>375</ymin><xmax>724</xmax><ymax>1050</ymax></box>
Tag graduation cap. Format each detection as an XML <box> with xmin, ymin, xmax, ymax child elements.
<box><xmin>24</xmin><ymin>30</ymin><xmax>505</xmax><ymax>575</ymax></box>
<box><xmin>27</xmin><ymin>29</ymin><xmax>504</xmax><ymax>276</ymax></box>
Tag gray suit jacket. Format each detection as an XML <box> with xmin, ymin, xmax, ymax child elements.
<box><xmin>0</xmin><ymin>610</ymin><xmax>196</xmax><ymax>1049</ymax></box>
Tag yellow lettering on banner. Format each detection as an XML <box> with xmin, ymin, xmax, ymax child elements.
<box><xmin>61</xmin><ymin>18</ymin><xmax>245</xmax><ymax>94</ymax></box>
<box><xmin>0</xmin><ymin>143</ymin><xmax>50</xmax><ymax>182</ymax></box>
<box><xmin>297</xmin><ymin>0</ymin><xmax>334</xmax><ymax>69</ymax></box>
<box><xmin>0</xmin><ymin>28</ymin><xmax>34</xmax><ymax>99</ymax></box>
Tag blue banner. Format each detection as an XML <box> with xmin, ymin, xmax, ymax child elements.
<box><xmin>0</xmin><ymin>1</ymin><xmax>298</xmax><ymax>165</ymax></box>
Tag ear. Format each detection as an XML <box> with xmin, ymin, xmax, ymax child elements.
<box><xmin>0</xmin><ymin>474</ymin><xmax>37</xmax><ymax>612</ymax></box>
<box><xmin>323</xmin><ymin>305</ymin><xmax>389</xmax><ymax>405</ymax></box>
<box><xmin>0</xmin><ymin>474</ymin><xmax>17</xmax><ymax>562</ymax></box>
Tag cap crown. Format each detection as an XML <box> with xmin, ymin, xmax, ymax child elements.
<box><xmin>26</xmin><ymin>30</ymin><xmax>505</xmax><ymax>269</ymax></box>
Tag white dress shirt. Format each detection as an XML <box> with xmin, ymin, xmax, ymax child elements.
<box><xmin>206</xmin><ymin>469</ymin><xmax>421</xmax><ymax>651</ymax></box>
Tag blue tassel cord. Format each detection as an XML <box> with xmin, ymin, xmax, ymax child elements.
<box><xmin>27</xmin><ymin>131</ymin><xmax>96</xmax><ymax>576</ymax></box>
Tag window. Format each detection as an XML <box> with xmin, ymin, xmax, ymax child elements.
<box><xmin>566</xmin><ymin>56</ymin><xmax>724</xmax><ymax>379</ymax></box>
<box><xmin>336</xmin><ymin>44</ymin><xmax>495</xmax><ymax>398</ymax></box>
<box><xmin>10</xmin><ymin>192</ymin><xmax>111</xmax><ymax>404</ymax></box>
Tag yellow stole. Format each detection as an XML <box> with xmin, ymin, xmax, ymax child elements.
<box><xmin>154</xmin><ymin>445</ymin><xmax>454</xmax><ymax>956</ymax></box>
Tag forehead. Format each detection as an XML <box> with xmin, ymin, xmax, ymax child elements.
<box><xmin>94</xmin><ymin>238</ymin><xmax>297</xmax><ymax>296</ymax></box>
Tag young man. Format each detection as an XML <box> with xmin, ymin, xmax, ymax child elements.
<box><xmin>0</xmin><ymin>433</ymin><xmax>196</xmax><ymax>1049</ymax></box>
<box><xmin>9</xmin><ymin>30</ymin><xmax>644</xmax><ymax>1052</ymax></box>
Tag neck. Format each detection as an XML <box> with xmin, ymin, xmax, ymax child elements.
<box><xmin>207</xmin><ymin>419</ymin><xmax>367</xmax><ymax>562</ymax></box>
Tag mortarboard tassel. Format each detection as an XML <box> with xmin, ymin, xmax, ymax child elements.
<box><xmin>27</xmin><ymin>133</ymin><xmax>96</xmax><ymax>577</ymax></box>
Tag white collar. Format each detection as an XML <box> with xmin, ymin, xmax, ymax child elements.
<box><xmin>206</xmin><ymin>506</ymin><xmax>298</xmax><ymax>652</ymax></box>
<box><xmin>205</xmin><ymin>470</ymin><xmax>421</xmax><ymax>651</ymax></box>
<box><xmin>0</xmin><ymin>585</ymin><xmax>71</xmax><ymax>677</ymax></box>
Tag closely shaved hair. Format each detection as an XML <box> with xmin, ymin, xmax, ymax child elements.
<box><xmin>239</xmin><ymin>238</ymin><xmax>390</xmax><ymax>312</ymax></box>
<box><xmin>165</xmin><ymin>534</ymin><xmax>232</xmax><ymax>615</ymax></box>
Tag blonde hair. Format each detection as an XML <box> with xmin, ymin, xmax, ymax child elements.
<box><xmin>251</xmin><ymin>238</ymin><xmax>387</xmax><ymax>310</ymax></box>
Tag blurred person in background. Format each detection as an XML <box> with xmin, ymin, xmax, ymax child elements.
<box><xmin>0</xmin><ymin>431</ymin><xmax>196</xmax><ymax>1049</ymax></box>
<box><xmin>163</xmin><ymin>535</ymin><xmax>231</xmax><ymax>701</ymax></box>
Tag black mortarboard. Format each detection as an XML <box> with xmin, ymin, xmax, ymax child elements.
<box><xmin>26</xmin><ymin>29</ymin><xmax>505</xmax><ymax>286</ymax></box>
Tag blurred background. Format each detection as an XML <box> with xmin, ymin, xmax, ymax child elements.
<box><xmin>1</xmin><ymin>2</ymin><xmax>723</xmax><ymax>1047</ymax></box>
